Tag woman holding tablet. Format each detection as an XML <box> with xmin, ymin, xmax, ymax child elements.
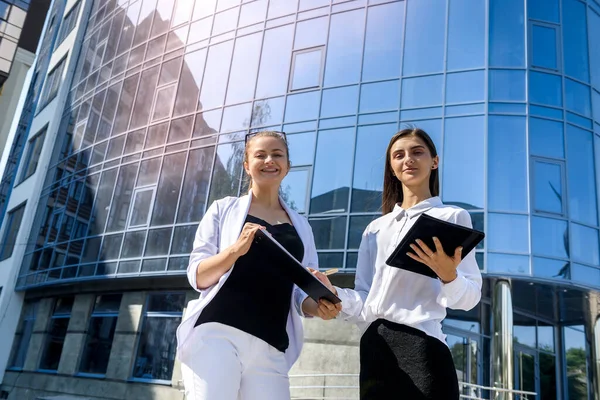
<box><xmin>332</xmin><ymin>127</ymin><xmax>482</xmax><ymax>399</ymax></box>
<box><xmin>176</xmin><ymin>130</ymin><xmax>341</xmax><ymax>400</ymax></box>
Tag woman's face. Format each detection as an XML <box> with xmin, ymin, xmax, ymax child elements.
<box><xmin>244</xmin><ymin>136</ymin><xmax>290</xmax><ymax>188</ymax></box>
<box><xmin>389</xmin><ymin>135</ymin><xmax>438</xmax><ymax>189</ymax></box>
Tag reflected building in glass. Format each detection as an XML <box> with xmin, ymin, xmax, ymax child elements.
<box><xmin>0</xmin><ymin>0</ymin><xmax>599</xmax><ymax>399</ymax></box>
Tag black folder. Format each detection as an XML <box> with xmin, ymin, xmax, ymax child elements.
<box><xmin>385</xmin><ymin>213</ymin><xmax>485</xmax><ymax>279</ymax></box>
<box><xmin>254</xmin><ymin>229</ymin><xmax>342</xmax><ymax>304</ymax></box>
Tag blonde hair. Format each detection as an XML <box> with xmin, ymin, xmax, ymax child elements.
<box><xmin>244</xmin><ymin>131</ymin><xmax>290</xmax><ymax>188</ymax></box>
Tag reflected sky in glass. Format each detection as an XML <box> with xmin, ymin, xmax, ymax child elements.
<box><xmin>403</xmin><ymin>0</ymin><xmax>446</xmax><ymax>75</ymax></box>
<box><xmin>533</xmin><ymin>161</ymin><xmax>563</xmax><ymax>214</ymax></box>
<box><xmin>401</xmin><ymin>75</ymin><xmax>444</xmax><ymax>109</ymax></box>
<box><xmin>531</xmin><ymin>217</ymin><xmax>569</xmax><ymax>259</ymax></box>
<box><xmin>590</xmin><ymin>10</ymin><xmax>600</xmax><ymax>89</ymax></box>
<box><xmin>225</xmin><ymin>33</ymin><xmax>262</xmax><ymax>105</ymax></box>
<box><xmin>565</xmin><ymin>78</ymin><xmax>591</xmax><ymax>117</ymax></box>
<box><xmin>489</xmin><ymin>0</ymin><xmax>525</xmax><ymax>67</ymax></box>
<box><xmin>285</xmin><ymin>90</ymin><xmax>320</xmax><ymax>123</ymax></box>
<box><xmin>255</xmin><ymin>24</ymin><xmax>294</xmax><ymax>99</ymax></box>
<box><xmin>447</xmin><ymin>0</ymin><xmax>485</xmax><ymax>70</ymax></box>
<box><xmin>528</xmin><ymin>0</ymin><xmax>559</xmax><ymax>23</ymax></box>
<box><xmin>532</xmin><ymin>25</ymin><xmax>558</xmax><ymax>70</ymax></box>
<box><xmin>566</xmin><ymin>124</ymin><xmax>598</xmax><ymax>225</ymax></box>
<box><xmin>360</xmin><ymin>81</ymin><xmax>399</xmax><ymax>114</ymax></box>
<box><xmin>446</xmin><ymin>71</ymin><xmax>485</xmax><ymax>104</ymax></box>
<box><xmin>291</xmin><ymin>49</ymin><xmax>323</xmax><ymax>91</ymax></box>
<box><xmin>571</xmin><ymin>263</ymin><xmax>600</xmax><ymax>287</ymax></box>
<box><xmin>562</xmin><ymin>0</ymin><xmax>590</xmax><ymax>83</ymax></box>
<box><xmin>533</xmin><ymin>257</ymin><xmax>569</xmax><ymax>280</ymax></box>
<box><xmin>294</xmin><ymin>16</ymin><xmax>328</xmax><ymax>50</ymax></box>
<box><xmin>287</xmin><ymin>132</ymin><xmax>316</xmax><ymax>166</ymax></box>
<box><xmin>281</xmin><ymin>169</ymin><xmax>309</xmax><ymax>213</ymax></box>
<box><xmin>488</xmin><ymin>213</ymin><xmax>529</xmax><ymax>253</ymax></box>
<box><xmin>324</xmin><ymin>9</ymin><xmax>365</xmax><ymax>87</ymax></box>
<box><xmin>321</xmin><ymin>86</ymin><xmax>359</xmax><ymax>118</ymax></box>
<box><xmin>530</xmin><ymin>117</ymin><xmax>564</xmax><ymax>159</ymax></box>
<box><xmin>529</xmin><ymin>71</ymin><xmax>562</xmax><ymax>107</ymax></box>
<box><xmin>488</xmin><ymin>253</ymin><xmax>530</xmax><ymax>275</ymax></box>
<box><xmin>442</xmin><ymin>116</ymin><xmax>485</xmax><ymax>209</ymax></box>
<box><xmin>489</xmin><ymin>70</ymin><xmax>526</xmax><ymax>101</ymax></box>
<box><xmin>593</xmin><ymin>90</ymin><xmax>600</xmax><ymax>122</ymax></box>
<box><xmin>570</xmin><ymin>223</ymin><xmax>599</xmax><ymax>266</ymax></box>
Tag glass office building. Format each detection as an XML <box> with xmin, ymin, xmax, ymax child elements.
<box><xmin>1</xmin><ymin>0</ymin><xmax>600</xmax><ymax>399</ymax></box>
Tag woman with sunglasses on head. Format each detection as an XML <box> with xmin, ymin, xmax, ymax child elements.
<box><xmin>331</xmin><ymin>128</ymin><xmax>482</xmax><ymax>400</ymax></box>
<box><xmin>176</xmin><ymin>130</ymin><xmax>341</xmax><ymax>400</ymax></box>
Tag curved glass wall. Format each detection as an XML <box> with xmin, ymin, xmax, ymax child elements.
<box><xmin>15</xmin><ymin>0</ymin><xmax>600</xmax><ymax>289</ymax></box>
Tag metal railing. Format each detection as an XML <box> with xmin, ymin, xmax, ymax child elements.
<box><xmin>289</xmin><ymin>373</ymin><xmax>537</xmax><ymax>400</ymax></box>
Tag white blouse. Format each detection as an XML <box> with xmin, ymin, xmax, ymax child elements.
<box><xmin>335</xmin><ymin>197</ymin><xmax>482</xmax><ymax>345</ymax></box>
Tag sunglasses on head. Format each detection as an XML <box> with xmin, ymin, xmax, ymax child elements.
<box><xmin>244</xmin><ymin>131</ymin><xmax>287</xmax><ymax>144</ymax></box>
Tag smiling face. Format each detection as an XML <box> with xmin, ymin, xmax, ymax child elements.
<box><xmin>244</xmin><ymin>135</ymin><xmax>290</xmax><ymax>189</ymax></box>
<box><xmin>389</xmin><ymin>134</ymin><xmax>439</xmax><ymax>190</ymax></box>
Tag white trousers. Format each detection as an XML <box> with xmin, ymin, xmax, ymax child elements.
<box><xmin>180</xmin><ymin>322</ymin><xmax>291</xmax><ymax>400</ymax></box>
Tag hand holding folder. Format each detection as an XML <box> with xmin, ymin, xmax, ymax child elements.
<box><xmin>254</xmin><ymin>229</ymin><xmax>342</xmax><ymax>305</ymax></box>
<box><xmin>386</xmin><ymin>213</ymin><xmax>485</xmax><ymax>279</ymax></box>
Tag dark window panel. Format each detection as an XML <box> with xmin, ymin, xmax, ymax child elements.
<box><xmin>141</xmin><ymin>258</ymin><xmax>167</xmax><ymax>272</ymax></box>
<box><xmin>79</xmin><ymin>315</ymin><xmax>118</xmax><ymax>374</ymax></box>
<box><xmin>144</xmin><ymin>227</ymin><xmax>171</xmax><ymax>256</ymax></box>
<box><xmin>39</xmin><ymin>317</ymin><xmax>69</xmax><ymax>370</ymax></box>
<box><xmin>121</xmin><ymin>230</ymin><xmax>147</xmax><ymax>258</ymax></box>
<box><xmin>89</xmin><ymin>168</ymin><xmax>117</xmax><ymax>235</ymax></box>
<box><xmin>151</xmin><ymin>152</ymin><xmax>186</xmax><ymax>226</ymax></box>
<box><xmin>130</xmin><ymin>65</ymin><xmax>160</xmax><ymax>129</ymax></box>
<box><xmin>107</xmin><ymin>164</ymin><xmax>138</xmax><ymax>232</ymax></box>
<box><xmin>317</xmin><ymin>252</ymin><xmax>344</xmax><ymax>271</ymax></box>
<box><xmin>100</xmin><ymin>233</ymin><xmax>123</xmax><ymax>261</ymax></box>
<box><xmin>167</xmin><ymin>115</ymin><xmax>193</xmax><ymax>144</ymax></box>
<box><xmin>124</xmin><ymin>128</ymin><xmax>146</xmax><ymax>155</ymax></box>
<box><xmin>106</xmin><ymin>134</ymin><xmax>126</xmax><ymax>160</ymax></box>
<box><xmin>145</xmin><ymin>122</ymin><xmax>169</xmax><ymax>149</ymax></box>
<box><xmin>0</xmin><ymin>202</ymin><xmax>26</xmax><ymax>261</ymax></box>
<box><xmin>177</xmin><ymin>147</ymin><xmax>215</xmax><ymax>223</ymax></box>
<box><xmin>132</xmin><ymin>316</ymin><xmax>181</xmax><ymax>380</ymax></box>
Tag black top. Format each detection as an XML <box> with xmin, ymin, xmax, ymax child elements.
<box><xmin>195</xmin><ymin>215</ymin><xmax>304</xmax><ymax>352</ymax></box>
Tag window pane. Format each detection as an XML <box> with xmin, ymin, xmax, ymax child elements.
<box><xmin>256</xmin><ymin>25</ymin><xmax>294</xmax><ymax>98</ymax></box>
<box><xmin>488</xmin><ymin>213</ymin><xmax>529</xmax><ymax>253</ymax></box>
<box><xmin>151</xmin><ymin>153</ymin><xmax>186</xmax><ymax>226</ymax></box>
<box><xmin>107</xmin><ymin>164</ymin><xmax>138</xmax><ymax>232</ymax></box>
<box><xmin>352</xmin><ymin>124</ymin><xmax>395</xmax><ymax>213</ymax></box>
<box><xmin>362</xmin><ymin>2</ymin><xmax>404</xmax><ymax>81</ymax></box>
<box><xmin>177</xmin><ymin>147</ymin><xmax>215</xmax><ymax>223</ymax></box>
<box><xmin>267</xmin><ymin>0</ymin><xmax>297</xmax><ymax>19</ymax></box>
<box><xmin>309</xmin><ymin>216</ymin><xmax>347</xmax><ymax>249</ymax></box>
<box><xmin>403</xmin><ymin>0</ymin><xmax>446</xmax><ymax>75</ymax></box>
<box><xmin>487</xmin><ymin>253</ymin><xmax>529</xmax><ymax>275</ymax></box>
<box><xmin>221</xmin><ymin>103</ymin><xmax>252</xmax><ymax>133</ymax></box>
<box><xmin>287</xmin><ymin>132</ymin><xmax>316</xmax><ymax>166</ymax></box>
<box><xmin>0</xmin><ymin>203</ymin><xmax>26</xmax><ymax>261</ymax></box>
<box><xmin>571</xmin><ymin>224</ymin><xmax>599</xmax><ymax>266</ymax></box>
<box><xmin>529</xmin><ymin>71</ymin><xmax>562</xmax><ymax>107</ymax></box>
<box><xmin>40</xmin><ymin>318</ymin><xmax>69</xmax><ymax>370</ymax></box>
<box><xmin>564</xmin><ymin>327</ymin><xmax>589</xmax><ymax>398</ymax></box>
<box><xmin>529</xmin><ymin>0</ymin><xmax>559</xmax><ymax>23</ymax></box>
<box><xmin>533</xmin><ymin>257</ymin><xmax>569</xmax><ymax>280</ymax></box>
<box><xmin>562</xmin><ymin>0</ymin><xmax>589</xmax><ymax>82</ymax></box>
<box><xmin>226</xmin><ymin>33</ymin><xmax>262</xmax><ymax>104</ymax></box>
<box><xmin>311</xmin><ymin>128</ymin><xmax>354</xmax><ymax>213</ymax></box>
<box><xmin>324</xmin><ymin>9</ymin><xmax>365</xmax><ymax>86</ymax></box>
<box><xmin>147</xmin><ymin>293</ymin><xmax>186</xmax><ymax>312</ymax></box>
<box><xmin>531</xmin><ymin>25</ymin><xmax>558</xmax><ymax>70</ymax></box>
<box><xmin>22</xmin><ymin>130</ymin><xmax>47</xmax><ymax>181</ymax></box>
<box><xmin>447</xmin><ymin>0</ymin><xmax>485</xmax><ymax>70</ymax></box>
<box><xmin>488</xmin><ymin>116</ymin><xmax>527</xmax><ymax>212</ymax></box>
<box><xmin>285</xmin><ymin>91</ymin><xmax>320</xmax><ymax>122</ymax></box>
<box><xmin>90</xmin><ymin>169</ymin><xmax>118</xmax><ymax>235</ymax></box>
<box><xmin>590</xmin><ymin>9</ymin><xmax>600</xmax><ymax>89</ymax></box>
<box><xmin>320</xmin><ymin>86</ymin><xmax>359</xmax><ymax>118</ymax></box>
<box><xmin>79</xmin><ymin>316</ymin><xmax>118</xmax><ymax>374</ymax></box>
<box><xmin>208</xmin><ymin>141</ymin><xmax>244</xmax><ymax>204</ymax></box>
<box><xmin>239</xmin><ymin>0</ymin><xmax>267</xmax><ymax>27</ymax></box>
<box><xmin>593</xmin><ymin>90</ymin><xmax>600</xmax><ymax>123</ymax></box>
<box><xmin>566</xmin><ymin>125</ymin><xmax>598</xmax><ymax>225</ymax></box>
<box><xmin>489</xmin><ymin>0</ymin><xmax>525</xmax><ymax>67</ymax></box>
<box><xmin>571</xmin><ymin>263</ymin><xmax>600</xmax><ymax>286</ymax></box>
<box><xmin>130</xmin><ymin>189</ymin><xmax>154</xmax><ymax>227</ymax></box>
<box><xmin>294</xmin><ymin>16</ymin><xmax>328</xmax><ymax>50</ymax></box>
<box><xmin>174</xmin><ymin>49</ymin><xmax>206</xmax><ymax>116</ymax></box>
<box><xmin>401</xmin><ymin>75</ymin><xmax>444</xmax><ymax>109</ymax></box>
<box><xmin>533</xmin><ymin>161</ymin><xmax>563</xmax><ymax>214</ymax></box>
<box><xmin>113</xmin><ymin>74</ymin><xmax>139</xmax><ymax>134</ymax></box>
<box><xmin>530</xmin><ymin>118</ymin><xmax>564</xmax><ymax>159</ymax></box>
<box><xmin>359</xmin><ymin>81</ymin><xmax>400</xmax><ymax>114</ymax></box>
<box><xmin>212</xmin><ymin>7</ymin><xmax>239</xmax><ymax>36</ymax></box>
<box><xmin>121</xmin><ymin>230</ymin><xmax>146</xmax><ymax>258</ymax></box>
<box><xmin>281</xmin><ymin>169</ymin><xmax>310</xmax><ymax>213</ymax></box>
<box><xmin>531</xmin><ymin>217</ymin><xmax>569</xmax><ymax>259</ymax></box>
<box><xmin>348</xmin><ymin>215</ymin><xmax>377</xmax><ymax>249</ymax></box>
<box><xmin>446</xmin><ymin>71</ymin><xmax>484</xmax><ymax>104</ymax></box>
<box><xmin>290</xmin><ymin>49</ymin><xmax>323</xmax><ymax>91</ymax></box>
<box><xmin>565</xmin><ymin>78</ymin><xmax>591</xmax><ymax>117</ymax></box>
<box><xmin>489</xmin><ymin>70</ymin><xmax>525</xmax><ymax>102</ymax></box>
<box><xmin>442</xmin><ymin>116</ymin><xmax>485</xmax><ymax>209</ymax></box>
<box><xmin>133</xmin><ymin>317</ymin><xmax>181</xmax><ymax>380</ymax></box>
<box><xmin>130</xmin><ymin>66</ymin><xmax>160</xmax><ymax>129</ymax></box>
<box><xmin>199</xmin><ymin>41</ymin><xmax>234</xmax><ymax>110</ymax></box>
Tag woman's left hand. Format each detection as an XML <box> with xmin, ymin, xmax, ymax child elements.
<box><xmin>407</xmin><ymin>237</ymin><xmax>462</xmax><ymax>283</ymax></box>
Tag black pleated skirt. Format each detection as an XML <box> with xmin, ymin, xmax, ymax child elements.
<box><xmin>359</xmin><ymin>319</ymin><xmax>459</xmax><ymax>400</ymax></box>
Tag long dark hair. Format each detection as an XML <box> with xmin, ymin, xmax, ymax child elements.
<box><xmin>382</xmin><ymin>128</ymin><xmax>440</xmax><ymax>215</ymax></box>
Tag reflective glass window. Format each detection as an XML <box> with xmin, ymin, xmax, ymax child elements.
<box><xmin>251</xmin><ymin>97</ymin><xmax>285</xmax><ymax>128</ymax></box>
<box><xmin>290</xmin><ymin>48</ymin><xmax>323</xmax><ymax>91</ymax></box>
<box><xmin>321</xmin><ymin>86</ymin><xmax>359</xmax><ymax>118</ymax></box>
<box><xmin>294</xmin><ymin>16</ymin><xmax>328</xmax><ymax>50</ymax></box>
<box><xmin>530</xmin><ymin>118</ymin><xmax>564</xmax><ymax>159</ymax></box>
<box><xmin>489</xmin><ymin>0</ymin><xmax>525</xmax><ymax>67</ymax></box>
<box><xmin>531</xmin><ymin>217</ymin><xmax>569</xmax><ymax>259</ymax></box>
<box><xmin>324</xmin><ymin>9</ymin><xmax>365</xmax><ymax>87</ymax></box>
<box><xmin>226</xmin><ymin>33</ymin><xmax>262</xmax><ymax>105</ymax></box>
<box><xmin>529</xmin><ymin>0</ymin><xmax>559</xmax><ymax>23</ymax></box>
<box><xmin>285</xmin><ymin>91</ymin><xmax>320</xmax><ymax>122</ymax></box>
<box><xmin>171</xmin><ymin>226</ymin><xmax>196</xmax><ymax>255</ymax></box>
<box><xmin>359</xmin><ymin>81</ymin><xmax>399</xmax><ymax>114</ymax></box>
<box><xmin>593</xmin><ymin>90</ymin><xmax>600</xmax><ymax>122</ymax></box>
<box><xmin>348</xmin><ymin>216</ymin><xmax>377</xmax><ymax>249</ymax></box>
<box><xmin>212</xmin><ymin>7</ymin><xmax>239</xmax><ymax>36</ymax></box>
<box><xmin>199</xmin><ymin>41</ymin><xmax>234</xmax><ymax>110</ymax></box>
<box><xmin>566</xmin><ymin>124</ymin><xmax>598</xmax><ymax>225</ymax></box>
<box><xmin>352</xmin><ymin>123</ymin><xmax>395</xmax><ymax>213</ymax></box>
<box><xmin>173</xmin><ymin>49</ymin><xmax>206</xmax><ymax>116</ymax></box>
<box><xmin>447</xmin><ymin>0</ymin><xmax>485</xmax><ymax>70</ymax></box>
<box><xmin>39</xmin><ymin>297</ymin><xmax>74</xmax><ymax>371</ymax></box>
<box><xmin>562</xmin><ymin>0</ymin><xmax>589</xmax><ymax>82</ymax></box>
<box><xmin>267</xmin><ymin>0</ymin><xmax>298</xmax><ymax>19</ymax></box>
<box><xmin>362</xmin><ymin>2</ymin><xmax>404</xmax><ymax>81</ymax></box>
<box><xmin>533</xmin><ymin>257</ymin><xmax>570</xmax><ymax>280</ymax></box>
<box><xmin>529</xmin><ymin>71</ymin><xmax>562</xmax><ymax>107</ymax></box>
<box><xmin>531</xmin><ymin>24</ymin><xmax>558</xmax><ymax>70</ymax></box>
<box><xmin>563</xmin><ymin>327</ymin><xmax>589</xmax><ymax>398</ymax></box>
<box><xmin>532</xmin><ymin>160</ymin><xmax>563</xmax><ymax>215</ymax></box>
<box><xmin>487</xmin><ymin>253</ymin><xmax>529</xmax><ymax>275</ymax></box>
<box><xmin>317</xmin><ymin>252</ymin><xmax>344</xmax><ymax>270</ymax></box>
<box><xmin>151</xmin><ymin>153</ymin><xmax>186</xmax><ymax>226</ymax></box>
<box><xmin>442</xmin><ymin>116</ymin><xmax>485</xmax><ymax>209</ymax></box>
<box><xmin>488</xmin><ymin>116</ymin><xmax>527</xmax><ymax>212</ymax></box>
<box><xmin>488</xmin><ymin>213</ymin><xmax>529</xmax><ymax>253</ymax></box>
<box><xmin>589</xmin><ymin>9</ymin><xmax>600</xmax><ymax>89</ymax></box>
<box><xmin>446</xmin><ymin>71</ymin><xmax>485</xmax><ymax>104</ymax></box>
<box><xmin>571</xmin><ymin>263</ymin><xmax>600</xmax><ymax>286</ymax></box>
<box><xmin>514</xmin><ymin>314</ymin><xmax>537</xmax><ymax>348</ymax></box>
<box><xmin>177</xmin><ymin>147</ymin><xmax>215</xmax><ymax>223</ymax></box>
<box><xmin>107</xmin><ymin>164</ymin><xmax>138</xmax><ymax>232</ymax></box>
<box><xmin>489</xmin><ymin>70</ymin><xmax>526</xmax><ymax>102</ymax></box>
<box><xmin>145</xmin><ymin>228</ymin><xmax>171</xmax><ymax>257</ymax></box>
<box><xmin>309</xmin><ymin>216</ymin><xmax>347</xmax><ymax>249</ymax></box>
<box><xmin>565</xmin><ymin>78</ymin><xmax>592</xmax><ymax>117</ymax></box>
<box><xmin>570</xmin><ymin>224</ymin><xmax>599</xmax><ymax>266</ymax></box>
<box><xmin>121</xmin><ymin>230</ymin><xmax>146</xmax><ymax>258</ymax></box>
<box><xmin>208</xmin><ymin>141</ymin><xmax>244</xmax><ymax>204</ymax></box>
<box><xmin>287</xmin><ymin>132</ymin><xmax>316</xmax><ymax>166</ymax></box>
<box><xmin>0</xmin><ymin>203</ymin><xmax>25</xmax><ymax>261</ymax></box>
<box><xmin>19</xmin><ymin>128</ymin><xmax>47</xmax><ymax>182</ymax></box>
<box><xmin>256</xmin><ymin>25</ymin><xmax>294</xmax><ymax>98</ymax></box>
<box><xmin>401</xmin><ymin>75</ymin><xmax>444</xmax><ymax>109</ymax></box>
<box><xmin>221</xmin><ymin>103</ymin><xmax>252</xmax><ymax>133</ymax></box>
<box><xmin>403</xmin><ymin>0</ymin><xmax>446</xmax><ymax>75</ymax></box>
<box><xmin>239</xmin><ymin>0</ymin><xmax>267</xmax><ymax>27</ymax></box>
<box><xmin>311</xmin><ymin>128</ymin><xmax>354</xmax><ymax>213</ymax></box>
<box><xmin>8</xmin><ymin>301</ymin><xmax>37</xmax><ymax>369</ymax></box>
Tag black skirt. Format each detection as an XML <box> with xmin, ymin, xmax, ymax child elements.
<box><xmin>359</xmin><ymin>319</ymin><xmax>459</xmax><ymax>400</ymax></box>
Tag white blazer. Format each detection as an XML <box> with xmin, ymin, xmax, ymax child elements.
<box><xmin>175</xmin><ymin>192</ymin><xmax>317</xmax><ymax>369</ymax></box>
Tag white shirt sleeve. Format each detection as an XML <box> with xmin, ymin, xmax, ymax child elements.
<box><xmin>437</xmin><ymin>209</ymin><xmax>483</xmax><ymax>311</ymax></box>
<box><xmin>186</xmin><ymin>200</ymin><xmax>221</xmax><ymax>292</ymax></box>
<box><xmin>335</xmin><ymin>227</ymin><xmax>375</xmax><ymax>323</ymax></box>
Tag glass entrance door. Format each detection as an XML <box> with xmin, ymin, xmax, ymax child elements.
<box><xmin>514</xmin><ymin>345</ymin><xmax>538</xmax><ymax>398</ymax></box>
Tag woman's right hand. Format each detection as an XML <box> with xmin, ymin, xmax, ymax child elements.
<box><xmin>230</xmin><ymin>222</ymin><xmax>265</xmax><ymax>258</ymax></box>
